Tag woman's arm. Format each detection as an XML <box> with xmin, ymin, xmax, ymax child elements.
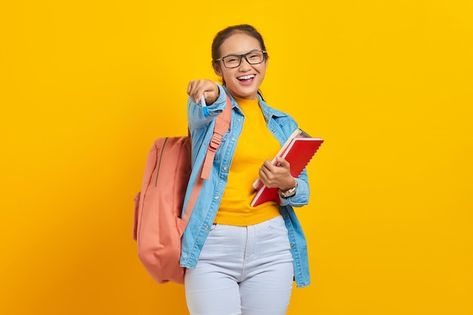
<box><xmin>279</xmin><ymin>166</ymin><xmax>310</xmax><ymax>207</ymax></box>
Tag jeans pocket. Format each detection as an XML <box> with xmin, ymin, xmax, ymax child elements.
<box><xmin>265</xmin><ymin>216</ymin><xmax>287</xmax><ymax>234</ymax></box>
<box><xmin>257</xmin><ymin>216</ymin><xmax>292</xmax><ymax>257</ymax></box>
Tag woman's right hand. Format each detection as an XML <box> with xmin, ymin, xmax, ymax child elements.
<box><xmin>187</xmin><ymin>79</ymin><xmax>220</xmax><ymax>105</ymax></box>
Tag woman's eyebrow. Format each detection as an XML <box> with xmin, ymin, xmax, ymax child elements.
<box><xmin>223</xmin><ymin>49</ymin><xmax>260</xmax><ymax>56</ymax></box>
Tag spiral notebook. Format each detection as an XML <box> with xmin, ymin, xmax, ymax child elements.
<box><xmin>250</xmin><ymin>128</ymin><xmax>324</xmax><ymax>207</ymax></box>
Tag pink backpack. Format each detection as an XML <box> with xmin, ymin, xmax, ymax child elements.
<box><xmin>133</xmin><ymin>96</ymin><xmax>232</xmax><ymax>284</ymax></box>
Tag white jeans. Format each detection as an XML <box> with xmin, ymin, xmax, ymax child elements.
<box><xmin>184</xmin><ymin>215</ymin><xmax>294</xmax><ymax>315</ymax></box>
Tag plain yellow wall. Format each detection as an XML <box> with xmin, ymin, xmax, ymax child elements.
<box><xmin>1</xmin><ymin>0</ymin><xmax>472</xmax><ymax>314</ymax></box>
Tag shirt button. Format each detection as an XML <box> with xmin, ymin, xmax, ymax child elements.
<box><xmin>223</xmin><ymin>166</ymin><xmax>228</xmax><ymax>171</ymax></box>
<box><xmin>232</xmin><ymin>137</ymin><xmax>236</xmax><ymax>141</ymax></box>
<box><xmin>214</xmin><ymin>195</ymin><xmax>219</xmax><ymax>200</ymax></box>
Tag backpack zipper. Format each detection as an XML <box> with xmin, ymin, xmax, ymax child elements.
<box><xmin>154</xmin><ymin>137</ymin><xmax>168</xmax><ymax>186</ymax></box>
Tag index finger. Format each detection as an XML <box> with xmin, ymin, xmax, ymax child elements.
<box><xmin>263</xmin><ymin>160</ymin><xmax>276</xmax><ymax>171</ymax></box>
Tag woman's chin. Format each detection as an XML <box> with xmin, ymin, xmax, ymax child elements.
<box><xmin>228</xmin><ymin>85</ymin><xmax>259</xmax><ymax>99</ymax></box>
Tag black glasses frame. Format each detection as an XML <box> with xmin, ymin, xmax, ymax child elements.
<box><xmin>214</xmin><ymin>49</ymin><xmax>268</xmax><ymax>69</ymax></box>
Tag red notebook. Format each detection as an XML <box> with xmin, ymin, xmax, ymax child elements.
<box><xmin>250</xmin><ymin>128</ymin><xmax>324</xmax><ymax>207</ymax></box>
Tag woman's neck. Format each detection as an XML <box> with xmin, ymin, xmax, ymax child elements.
<box><xmin>234</xmin><ymin>95</ymin><xmax>259</xmax><ymax>105</ymax></box>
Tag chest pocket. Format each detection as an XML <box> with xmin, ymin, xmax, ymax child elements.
<box><xmin>275</xmin><ymin>118</ymin><xmax>295</xmax><ymax>143</ymax></box>
<box><xmin>214</xmin><ymin>130</ymin><xmax>230</xmax><ymax>163</ymax></box>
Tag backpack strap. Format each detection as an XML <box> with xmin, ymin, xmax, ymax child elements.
<box><xmin>200</xmin><ymin>96</ymin><xmax>232</xmax><ymax>179</ymax></box>
<box><xmin>180</xmin><ymin>96</ymin><xmax>232</xmax><ymax>225</ymax></box>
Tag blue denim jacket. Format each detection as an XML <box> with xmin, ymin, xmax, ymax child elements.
<box><xmin>179</xmin><ymin>84</ymin><xmax>311</xmax><ymax>288</ymax></box>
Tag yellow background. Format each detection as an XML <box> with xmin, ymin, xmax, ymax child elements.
<box><xmin>1</xmin><ymin>0</ymin><xmax>472</xmax><ymax>314</ymax></box>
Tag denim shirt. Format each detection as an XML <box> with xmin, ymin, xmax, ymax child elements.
<box><xmin>179</xmin><ymin>84</ymin><xmax>311</xmax><ymax>288</ymax></box>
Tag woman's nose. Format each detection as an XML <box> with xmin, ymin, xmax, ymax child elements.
<box><xmin>238</xmin><ymin>57</ymin><xmax>252</xmax><ymax>71</ymax></box>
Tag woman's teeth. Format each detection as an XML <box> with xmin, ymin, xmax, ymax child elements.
<box><xmin>237</xmin><ymin>74</ymin><xmax>255</xmax><ymax>81</ymax></box>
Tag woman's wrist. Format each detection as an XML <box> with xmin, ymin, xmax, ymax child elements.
<box><xmin>278</xmin><ymin>177</ymin><xmax>297</xmax><ymax>198</ymax></box>
<box><xmin>279</xmin><ymin>176</ymin><xmax>296</xmax><ymax>192</ymax></box>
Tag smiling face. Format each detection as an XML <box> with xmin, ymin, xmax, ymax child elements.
<box><xmin>213</xmin><ymin>32</ymin><xmax>268</xmax><ymax>100</ymax></box>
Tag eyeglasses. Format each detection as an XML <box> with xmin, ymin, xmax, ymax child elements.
<box><xmin>214</xmin><ymin>49</ymin><xmax>268</xmax><ymax>69</ymax></box>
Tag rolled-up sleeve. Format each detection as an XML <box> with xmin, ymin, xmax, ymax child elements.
<box><xmin>279</xmin><ymin>166</ymin><xmax>310</xmax><ymax>207</ymax></box>
<box><xmin>187</xmin><ymin>84</ymin><xmax>227</xmax><ymax>131</ymax></box>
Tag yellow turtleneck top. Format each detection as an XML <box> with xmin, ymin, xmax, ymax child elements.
<box><xmin>213</xmin><ymin>95</ymin><xmax>282</xmax><ymax>226</ymax></box>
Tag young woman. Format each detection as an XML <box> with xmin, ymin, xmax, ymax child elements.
<box><xmin>182</xmin><ymin>24</ymin><xmax>311</xmax><ymax>315</ymax></box>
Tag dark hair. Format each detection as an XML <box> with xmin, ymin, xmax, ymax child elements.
<box><xmin>211</xmin><ymin>24</ymin><xmax>268</xmax><ymax>100</ymax></box>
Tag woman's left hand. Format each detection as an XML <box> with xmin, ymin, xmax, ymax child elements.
<box><xmin>259</xmin><ymin>156</ymin><xmax>296</xmax><ymax>191</ymax></box>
